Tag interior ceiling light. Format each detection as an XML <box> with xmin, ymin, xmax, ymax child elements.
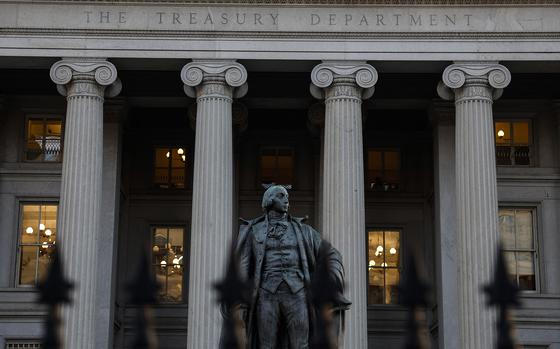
<box><xmin>165</xmin><ymin>151</ymin><xmax>170</xmax><ymax>158</ymax></box>
<box><xmin>497</xmin><ymin>129</ymin><xmax>505</xmax><ymax>138</ymax></box>
<box><xmin>25</xmin><ymin>227</ymin><xmax>34</xmax><ymax>234</ymax></box>
<box><xmin>45</xmin><ymin>229</ymin><xmax>52</xmax><ymax>237</ymax></box>
<box><xmin>39</xmin><ymin>223</ymin><xmax>45</xmax><ymax>231</ymax></box>
<box><xmin>390</xmin><ymin>247</ymin><xmax>397</xmax><ymax>255</ymax></box>
<box><xmin>177</xmin><ymin>148</ymin><xmax>184</xmax><ymax>155</ymax></box>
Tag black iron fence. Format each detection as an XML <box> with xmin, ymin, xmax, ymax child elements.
<box><xmin>37</xmin><ymin>242</ymin><xmax>520</xmax><ymax>349</ymax></box>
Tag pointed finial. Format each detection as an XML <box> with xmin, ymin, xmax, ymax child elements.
<box><xmin>399</xmin><ymin>253</ymin><xmax>431</xmax><ymax>349</ymax></box>
<box><xmin>483</xmin><ymin>245</ymin><xmax>521</xmax><ymax>349</ymax></box>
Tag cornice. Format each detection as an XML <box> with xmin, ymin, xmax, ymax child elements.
<box><xmin>4</xmin><ymin>0</ymin><xmax>559</xmax><ymax>5</ymax></box>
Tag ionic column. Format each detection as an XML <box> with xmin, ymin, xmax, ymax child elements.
<box><xmin>438</xmin><ymin>62</ymin><xmax>511</xmax><ymax>349</ymax></box>
<box><xmin>311</xmin><ymin>61</ymin><xmax>377</xmax><ymax>349</ymax></box>
<box><xmin>181</xmin><ymin>60</ymin><xmax>247</xmax><ymax>348</ymax></box>
<box><xmin>50</xmin><ymin>58</ymin><xmax>121</xmax><ymax>349</ymax></box>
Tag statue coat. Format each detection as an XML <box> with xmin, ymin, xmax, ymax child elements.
<box><xmin>233</xmin><ymin>214</ymin><xmax>349</xmax><ymax>348</ymax></box>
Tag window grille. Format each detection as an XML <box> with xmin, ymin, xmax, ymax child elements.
<box><xmin>5</xmin><ymin>340</ymin><xmax>41</xmax><ymax>348</ymax></box>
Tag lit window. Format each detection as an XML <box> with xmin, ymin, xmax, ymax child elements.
<box><xmin>367</xmin><ymin>149</ymin><xmax>400</xmax><ymax>191</ymax></box>
<box><xmin>499</xmin><ymin>208</ymin><xmax>537</xmax><ymax>291</ymax></box>
<box><xmin>152</xmin><ymin>227</ymin><xmax>185</xmax><ymax>303</ymax></box>
<box><xmin>495</xmin><ymin>120</ymin><xmax>532</xmax><ymax>166</ymax></box>
<box><xmin>367</xmin><ymin>230</ymin><xmax>400</xmax><ymax>305</ymax></box>
<box><xmin>154</xmin><ymin>147</ymin><xmax>186</xmax><ymax>189</ymax></box>
<box><xmin>260</xmin><ymin>147</ymin><xmax>294</xmax><ymax>187</ymax></box>
<box><xmin>25</xmin><ymin>117</ymin><xmax>63</xmax><ymax>162</ymax></box>
<box><xmin>18</xmin><ymin>203</ymin><xmax>58</xmax><ymax>286</ymax></box>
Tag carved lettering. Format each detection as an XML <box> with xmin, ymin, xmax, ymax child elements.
<box><xmin>190</xmin><ymin>13</ymin><xmax>198</xmax><ymax>24</ymax></box>
<box><xmin>311</xmin><ymin>14</ymin><xmax>320</xmax><ymax>25</ymax></box>
<box><xmin>119</xmin><ymin>12</ymin><xmax>127</xmax><ymax>24</ymax></box>
<box><xmin>236</xmin><ymin>13</ymin><xmax>246</xmax><ymax>24</ymax></box>
<box><xmin>430</xmin><ymin>14</ymin><xmax>437</xmax><ymax>26</ymax></box>
<box><xmin>376</xmin><ymin>14</ymin><xmax>385</xmax><ymax>26</ymax></box>
<box><xmin>359</xmin><ymin>15</ymin><xmax>368</xmax><ymax>26</ymax></box>
<box><xmin>445</xmin><ymin>14</ymin><xmax>456</xmax><ymax>26</ymax></box>
<box><xmin>85</xmin><ymin>11</ymin><xmax>92</xmax><ymax>24</ymax></box>
<box><xmin>254</xmin><ymin>13</ymin><xmax>263</xmax><ymax>25</ymax></box>
<box><xmin>270</xmin><ymin>13</ymin><xmax>279</xmax><ymax>25</ymax></box>
<box><xmin>410</xmin><ymin>14</ymin><xmax>421</xmax><ymax>26</ymax></box>
<box><xmin>345</xmin><ymin>14</ymin><xmax>352</xmax><ymax>26</ymax></box>
<box><xmin>465</xmin><ymin>14</ymin><xmax>472</xmax><ymax>26</ymax></box>
<box><xmin>329</xmin><ymin>14</ymin><xmax>336</xmax><ymax>25</ymax></box>
<box><xmin>204</xmin><ymin>13</ymin><xmax>214</xmax><ymax>25</ymax></box>
<box><xmin>156</xmin><ymin>12</ymin><xmax>165</xmax><ymax>24</ymax></box>
<box><xmin>394</xmin><ymin>14</ymin><xmax>401</xmax><ymax>26</ymax></box>
<box><xmin>173</xmin><ymin>13</ymin><xmax>181</xmax><ymax>25</ymax></box>
<box><xmin>100</xmin><ymin>11</ymin><xmax>110</xmax><ymax>24</ymax></box>
<box><xmin>221</xmin><ymin>13</ymin><xmax>229</xmax><ymax>25</ymax></box>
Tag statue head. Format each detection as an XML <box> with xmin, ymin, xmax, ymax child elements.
<box><xmin>261</xmin><ymin>185</ymin><xmax>289</xmax><ymax>213</ymax></box>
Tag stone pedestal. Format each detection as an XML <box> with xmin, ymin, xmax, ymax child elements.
<box><xmin>50</xmin><ymin>58</ymin><xmax>121</xmax><ymax>349</ymax></box>
<box><xmin>181</xmin><ymin>60</ymin><xmax>247</xmax><ymax>348</ymax></box>
<box><xmin>311</xmin><ymin>61</ymin><xmax>377</xmax><ymax>349</ymax></box>
<box><xmin>438</xmin><ymin>62</ymin><xmax>511</xmax><ymax>349</ymax></box>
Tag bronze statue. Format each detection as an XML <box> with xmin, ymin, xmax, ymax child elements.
<box><xmin>231</xmin><ymin>185</ymin><xmax>350</xmax><ymax>349</ymax></box>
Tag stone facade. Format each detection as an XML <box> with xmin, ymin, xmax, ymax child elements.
<box><xmin>1</xmin><ymin>1</ymin><xmax>560</xmax><ymax>349</ymax></box>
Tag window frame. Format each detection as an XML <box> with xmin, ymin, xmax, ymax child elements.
<box><xmin>366</xmin><ymin>226</ymin><xmax>404</xmax><ymax>306</ymax></box>
<box><xmin>14</xmin><ymin>199</ymin><xmax>59</xmax><ymax>288</ymax></box>
<box><xmin>494</xmin><ymin>119</ymin><xmax>534</xmax><ymax>167</ymax></box>
<box><xmin>498</xmin><ymin>204</ymin><xmax>541</xmax><ymax>293</ymax></box>
<box><xmin>23</xmin><ymin>114</ymin><xmax>65</xmax><ymax>163</ymax></box>
<box><xmin>152</xmin><ymin>145</ymin><xmax>188</xmax><ymax>190</ymax></box>
<box><xmin>257</xmin><ymin>146</ymin><xmax>296</xmax><ymax>189</ymax></box>
<box><xmin>150</xmin><ymin>224</ymin><xmax>189</xmax><ymax>304</ymax></box>
<box><xmin>366</xmin><ymin>148</ymin><xmax>402</xmax><ymax>192</ymax></box>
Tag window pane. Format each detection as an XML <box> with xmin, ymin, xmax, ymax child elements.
<box><xmin>368</xmin><ymin>150</ymin><xmax>383</xmax><ymax>171</ymax></box>
<box><xmin>19</xmin><ymin>246</ymin><xmax>38</xmax><ymax>285</ymax></box>
<box><xmin>42</xmin><ymin>205</ymin><xmax>58</xmax><ymax>244</ymax></box>
<box><xmin>37</xmin><ymin>245</ymin><xmax>55</xmax><ymax>282</ymax></box>
<box><xmin>499</xmin><ymin>209</ymin><xmax>515</xmax><ymax>249</ymax></box>
<box><xmin>170</xmin><ymin>148</ymin><xmax>184</xmax><ymax>167</ymax></box>
<box><xmin>513</xmin><ymin>146</ymin><xmax>531</xmax><ymax>166</ymax></box>
<box><xmin>152</xmin><ymin>227</ymin><xmax>184</xmax><ymax>302</ymax></box>
<box><xmin>495</xmin><ymin>122</ymin><xmax>511</xmax><ymax>145</ymax></box>
<box><xmin>515</xmin><ymin>210</ymin><xmax>533</xmax><ymax>249</ymax></box>
<box><xmin>154</xmin><ymin>168</ymin><xmax>169</xmax><ymax>186</ymax></box>
<box><xmin>503</xmin><ymin>251</ymin><xmax>517</xmax><ymax>285</ymax></box>
<box><xmin>155</xmin><ymin>148</ymin><xmax>170</xmax><ymax>168</ymax></box>
<box><xmin>367</xmin><ymin>268</ymin><xmax>384</xmax><ymax>305</ymax></box>
<box><xmin>368</xmin><ymin>231</ymin><xmax>384</xmax><ymax>265</ymax></box>
<box><xmin>512</xmin><ymin>122</ymin><xmax>529</xmax><ymax>145</ymax></box>
<box><xmin>26</xmin><ymin>120</ymin><xmax>45</xmax><ymax>161</ymax></box>
<box><xmin>385</xmin><ymin>268</ymin><xmax>400</xmax><ymax>305</ymax></box>
<box><xmin>170</xmin><ymin>168</ymin><xmax>185</xmax><ymax>188</ymax></box>
<box><xmin>44</xmin><ymin>120</ymin><xmax>62</xmax><ymax>161</ymax></box>
<box><xmin>516</xmin><ymin>252</ymin><xmax>536</xmax><ymax>291</ymax></box>
<box><xmin>385</xmin><ymin>231</ymin><xmax>400</xmax><ymax>268</ymax></box>
<box><xmin>21</xmin><ymin>205</ymin><xmax>40</xmax><ymax>244</ymax></box>
<box><xmin>384</xmin><ymin>151</ymin><xmax>400</xmax><ymax>171</ymax></box>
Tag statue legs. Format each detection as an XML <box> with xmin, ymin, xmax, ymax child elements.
<box><xmin>256</xmin><ymin>282</ymin><xmax>309</xmax><ymax>349</ymax></box>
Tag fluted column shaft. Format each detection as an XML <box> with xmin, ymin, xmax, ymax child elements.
<box><xmin>50</xmin><ymin>59</ymin><xmax>120</xmax><ymax>349</ymax></box>
<box><xmin>181</xmin><ymin>60</ymin><xmax>247</xmax><ymax>348</ymax></box>
<box><xmin>439</xmin><ymin>62</ymin><xmax>511</xmax><ymax>349</ymax></box>
<box><xmin>311</xmin><ymin>62</ymin><xmax>377</xmax><ymax>349</ymax></box>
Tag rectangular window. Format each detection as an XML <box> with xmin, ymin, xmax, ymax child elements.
<box><xmin>152</xmin><ymin>226</ymin><xmax>185</xmax><ymax>303</ymax></box>
<box><xmin>25</xmin><ymin>117</ymin><xmax>63</xmax><ymax>162</ymax></box>
<box><xmin>18</xmin><ymin>203</ymin><xmax>58</xmax><ymax>286</ymax></box>
<box><xmin>495</xmin><ymin>120</ymin><xmax>532</xmax><ymax>166</ymax></box>
<box><xmin>367</xmin><ymin>229</ymin><xmax>401</xmax><ymax>305</ymax></box>
<box><xmin>260</xmin><ymin>147</ymin><xmax>294</xmax><ymax>187</ymax></box>
<box><xmin>499</xmin><ymin>207</ymin><xmax>537</xmax><ymax>291</ymax></box>
<box><xmin>154</xmin><ymin>147</ymin><xmax>186</xmax><ymax>189</ymax></box>
<box><xmin>367</xmin><ymin>149</ymin><xmax>400</xmax><ymax>191</ymax></box>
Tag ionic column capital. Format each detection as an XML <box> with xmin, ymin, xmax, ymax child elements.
<box><xmin>438</xmin><ymin>62</ymin><xmax>511</xmax><ymax>102</ymax></box>
<box><xmin>181</xmin><ymin>60</ymin><xmax>248</xmax><ymax>99</ymax></box>
<box><xmin>310</xmin><ymin>61</ymin><xmax>378</xmax><ymax>100</ymax></box>
<box><xmin>50</xmin><ymin>58</ymin><xmax>121</xmax><ymax>98</ymax></box>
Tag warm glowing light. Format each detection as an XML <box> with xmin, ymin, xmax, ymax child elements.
<box><xmin>153</xmin><ymin>245</ymin><xmax>160</xmax><ymax>252</ymax></box>
<box><xmin>497</xmin><ymin>129</ymin><xmax>505</xmax><ymax>138</ymax></box>
<box><xmin>45</xmin><ymin>229</ymin><xmax>52</xmax><ymax>237</ymax></box>
<box><xmin>389</xmin><ymin>247</ymin><xmax>397</xmax><ymax>255</ymax></box>
<box><xmin>177</xmin><ymin>148</ymin><xmax>184</xmax><ymax>155</ymax></box>
<box><xmin>39</xmin><ymin>223</ymin><xmax>45</xmax><ymax>231</ymax></box>
<box><xmin>173</xmin><ymin>258</ymin><xmax>180</xmax><ymax>264</ymax></box>
<box><xmin>381</xmin><ymin>262</ymin><xmax>387</xmax><ymax>267</ymax></box>
<box><xmin>368</xmin><ymin>260</ymin><xmax>375</xmax><ymax>267</ymax></box>
<box><xmin>160</xmin><ymin>260</ymin><xmax>167</xmax><ymax>267</ymax></box>
<box><xmin>25</xmin><ymin>227</ymin><xmax>34</xmax><ymax>234</ymax></box>
<box><xmin>165</xmin><ymin>151</ymin><xmax>170</xmax><ymax>158</ymax></box>
<box><xmin>181</xmin><ymin>155</ymin><xmax>186</xmax><ymax>162</ymax></box>
<box><xmin>41</xmin><ymin>242</ymin><xmax>49</xmax><ymax>249</ymax></box>
<box><xmin>376</xmin><ymin>245</ymin><xmax>384</xmax><ymax>252</ymax></box>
